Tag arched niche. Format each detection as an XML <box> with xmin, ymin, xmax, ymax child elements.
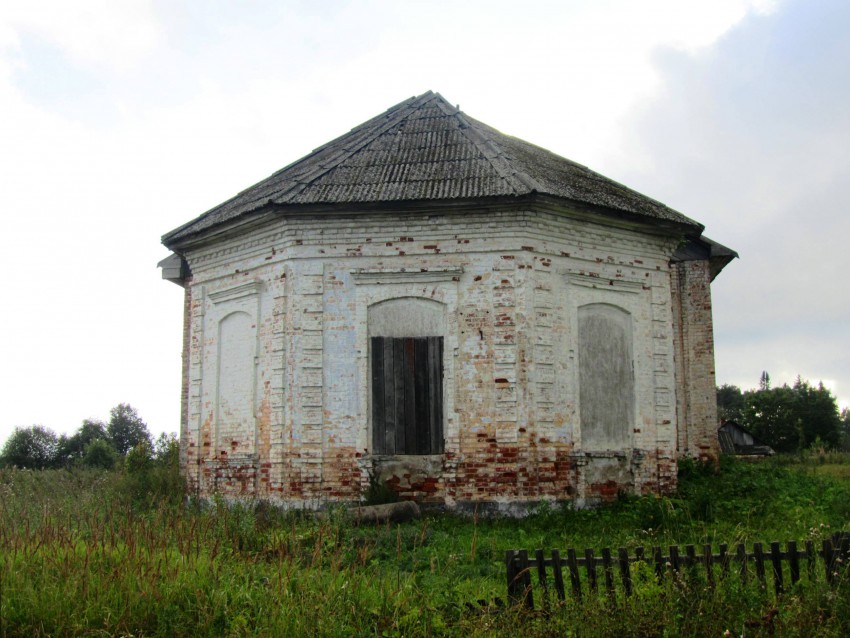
<box><xmin>578</xmin><ymin>303</ymin><xmax>634</xmax><ymax>451</ymax></box>
<box><xmin>216</xmin><ymin>310</ymin><xmax>256</xmax><ymax>453</ymax></box>
<box><xmin>368</xmin><ymin>297</ymin><xmax>446</xmax><ymax>338</ymax></box>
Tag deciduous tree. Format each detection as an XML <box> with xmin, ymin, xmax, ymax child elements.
<box><xmin>57</xmin><ymin>418</ymin><xmax>108</xmax><ymax>465</ymax></box>
<box><xmin>716</xmin><ymin>384</ymin><xmax>744</xmax><ymax>422</ymax></box>
<box><xmin>0</xmin><ymin>425</ymin><xmax>59</xmax><ymax>469</ymax></box>
<box><xmin>734</xmin><ymin>375</ymin><xmax>842</xmax><ymax>453</ymax></box>
<box><xmin>107</xmin><ymin>404</ymin><xmax>151</xmax><ymax>455</ymax></box>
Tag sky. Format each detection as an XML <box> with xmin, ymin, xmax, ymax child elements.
<box><xmin>1</xmin><ymin>0</ymin><xmax>847</xmax><ymax>443</ymax></box>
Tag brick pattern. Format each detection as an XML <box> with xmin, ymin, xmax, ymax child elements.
<box><xmin>651</xmin><ymin>271</ymin><xmax>677</xmax><ymax>494</ymax></box>
<box><xmin>532</xmin><ymin>270</ymin><xmax>557</xmax><ymax>496</ymax></box>
<box><xmin>184</xmin><ymin>282</ymin><xmax>206</xmax><ymax>494</ymax></box>
<box><xmin>493</xmin><ymin>257</ymin><xmax>518</xmax><ymax>443</ymax></box>
<box><xmin>286</xmin><ymin>263</ymin><xmax>326</xmax><ymax>495</ymax></box>
<box><xmin>179</xmin><ymin>281</ymin><xmax>192</xmax><ymax>485</ymax></box>
<box><xmin>671</xmin><ymin>260</ymin><xmax>720</xmax><ymax>464</ymax></box>
<box><xmin>264</xmin><ymin>276</ymin><xmax>287</xmax><ymax>495</ymax></box>
<box><xmin>178</xmin><ymin>209</ymin><xmax>717</xmax><ymax>508</ymax></box>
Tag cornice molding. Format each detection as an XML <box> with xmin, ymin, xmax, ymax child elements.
<box><xmin>209</xmin><ymin>281</ymin><xmax>263</xmax><ymax>304</ymax></box>
<box><xmin>569</xmin><ymin>272</ymin><xmax>645</xmax><ymax>294</ymax></box>
<box><xmin>351</xmin><ymin>267</ymin><xmax>464</xmax><ymax>285</ymax></box>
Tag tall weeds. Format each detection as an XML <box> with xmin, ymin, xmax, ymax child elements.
<box><xmin>1</xmin><ymin>456</ymin><xmax>849</xmax><ymax>636</ymax></box>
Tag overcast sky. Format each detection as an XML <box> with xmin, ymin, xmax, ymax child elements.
<box><xmin>1</xmin><ymin>0</ymin><xmax>846</xmax><ymax>443</ymax></box>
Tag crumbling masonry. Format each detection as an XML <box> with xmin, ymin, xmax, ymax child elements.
<box><xmin>159</xmin><ymin>92</ymin><xmax>735</xmax><ymax>512</ymax></box>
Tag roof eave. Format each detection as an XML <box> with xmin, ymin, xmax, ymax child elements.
<box><xmin>703</xmin><ymin>236</ymin><xmax>739</xmax><ymax>281</ymax></box>
<box><xmin>530</xmin><ymin>193</ymin><xmax>703</xmax><ymax>239</ymax></box>
<box><xmin>163</xmin><ymin>192</ymin><xmax>702</xmax><ymax>253</ymax></box>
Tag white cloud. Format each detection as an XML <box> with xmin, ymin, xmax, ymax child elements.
<box><xmin>1</xmin><ymin>0</ymin><xmax>161</xmax><ymax>71</ymax></box>
<box><xmin>611</xmin><ymin>0</ymin><xmax>850</xmax><ymax>406</ymax></box>
<box><xmin>0</xmin><ymin>0</ymin><xmax>817</xmax><ymax>442</ymax></box>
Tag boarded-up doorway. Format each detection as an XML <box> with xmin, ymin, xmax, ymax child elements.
<box><xmin>371</xmin><ymin>336</ymin><xmax>444</xmax><ymax>455</ymax></box>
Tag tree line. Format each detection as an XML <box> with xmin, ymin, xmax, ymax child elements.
<box><xmin>4</xmin><ymin>378</ymin><xmax>846</xmax><ymax>468</ymax></box>
<box><xmin>717</xmin><ymin>372</ymin><xmax>850</xmax><ymax>453</ymax></box>
<box><xmin>0</xmin><ymin>403</ymin><xmax>176</xmax><ymax>470</ymax></box>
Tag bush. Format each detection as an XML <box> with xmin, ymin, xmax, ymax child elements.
<box><xmin>120</xmin><ymin>439</ymin><xmax>184</xmax><ymax>507</ymax></box>
<box><xmin>82</xmin><ymin>438</ymin><xmax>118</xmax><ymax>470</ymax></box>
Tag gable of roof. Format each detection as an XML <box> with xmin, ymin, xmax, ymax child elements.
<box><xmin>163</xmin><ymin>91</ymin><xmax>703</xmax><ymax>246</ymax></box>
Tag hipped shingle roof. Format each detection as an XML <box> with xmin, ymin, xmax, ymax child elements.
<box><xmin>163</xmin><ymin>91</ymin><xmax>701</xmax><ymax>245</ymax></box>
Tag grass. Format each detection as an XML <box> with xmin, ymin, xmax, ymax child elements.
<box><xmin>1</xmin><ymin>455</ymin><xmax>849</xmax><ymax>636</ymax></box>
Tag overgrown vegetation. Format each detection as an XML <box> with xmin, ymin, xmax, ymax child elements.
<box><xmin>1</xmin><ymin>454</ymin><xmax>849</xmax><ymax>636</ymax></box>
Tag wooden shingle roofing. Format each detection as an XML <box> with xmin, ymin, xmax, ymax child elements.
<box><xmin>163</xmin><ymin>91</ymin><xmax>702</xmax><ymax>246</ymax></box>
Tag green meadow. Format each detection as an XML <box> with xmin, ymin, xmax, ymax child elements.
<box><xmin>2</xmin><ymin>454</ymin><xmax>850</xmax><ymax>637</ymax></box>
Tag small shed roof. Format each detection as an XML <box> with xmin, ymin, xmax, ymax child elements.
<box><xmin>718</xmin><ymin>421</ymin><xmax>774</xmax><ymax>457</ymax></box>
<box><xmin>163</xmin><ymin>91</ymin><xmax>704</xmax><ymax>247</ymax></box>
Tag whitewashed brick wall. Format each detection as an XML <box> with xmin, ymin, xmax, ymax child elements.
<box><xmin>179</xmin><ymin>207</ymin><xmax>704</xmax><ymax>508</ymax></box>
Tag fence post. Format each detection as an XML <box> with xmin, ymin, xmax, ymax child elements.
<box><xmin>567</xmin><ymin>548</ymin><xmax>581</xmax><ymax>600</ymax></box>
<box><xmin>736</xmin><ymin>543</ymin><xmax>748</xmax><ymax>585</ymax></box>
<box><xmin>788</xmin><ymin>541</ymin><xmax>800</xmax><ymax>586</ymax></box>
<box><xmin>653</xmin><ymin>546</ymin><xmax>664</xmax><ymax>582</ymax></box>
<box><xmin>535</xmin><ymin>548</ymin><xmax>549</xmax><ymax>612</ymax></box>
<box><xmin>703</xmin><ymin>544</ymin><xmax>714</xmax><ymax>588</ymax></box>
<box><xmin>670</xmin><ymin>545</ymin><xmax>681</xmax><ymax>574</ymax></box>
<box><xmin>585</xmin><ymin>548</ymin><xmax>597</xmax><ymax>593</ymax></box>
<box><xmin>518</xmin><ymin>549</ymin><xmax>534</xmax><ymax>610</ymax></box>
<box><xmin>770</xmin><ymin>542</ymin><xmax>783</xmax><ymax>595</ymax></box>
<box><xmin>719</xmin><ymin>543</ymin><xmax>729</xmax><ymax>580</ymax></box>
<box><xmin>601</xmin><ymin>548</ymin><xmax>615</xmax><ymax>600</ymax></box>
<box><xmin>754</xmin><ymin>542</ymin><xmax>766</xmax><ymax>588</ymax></box>
<box><xmin>618</xmin><ymin>547</ymin><xmax>632</xmax><ymax>597</ymax></box>
<box><xmin>551</xmin><ymin>550</ymin><xmax>566</xmax><ymax>602</ymax></box>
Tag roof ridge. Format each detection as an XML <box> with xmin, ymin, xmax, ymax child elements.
<box><xmin>164</xmin><ymin>93</ymin><xmax>436</xmax><ymax>241</ymax></box>
<box><xmin>430</xmin><ymin>93</ymin><xmax>459</xmax><ymax>116</ymax></box>
<box><xmin>268</xmin><ymin>92</ymin><xmax>437</xmax><ymax>205</ymax></box>
<box><xmin>294</xmin><ymin>92</ymin><xmax>429</xmax><ymax>164</ymax></box>
<box><xmin>440</xmin><ymin>103</ymin><xmax>543</xmax><ymax>195</ymax></box>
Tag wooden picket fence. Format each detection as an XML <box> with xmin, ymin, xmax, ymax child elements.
<box><xmin>505</xmin><ymin>532</ymin><xmax>850</xmax><ymax>610</ymax></box>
